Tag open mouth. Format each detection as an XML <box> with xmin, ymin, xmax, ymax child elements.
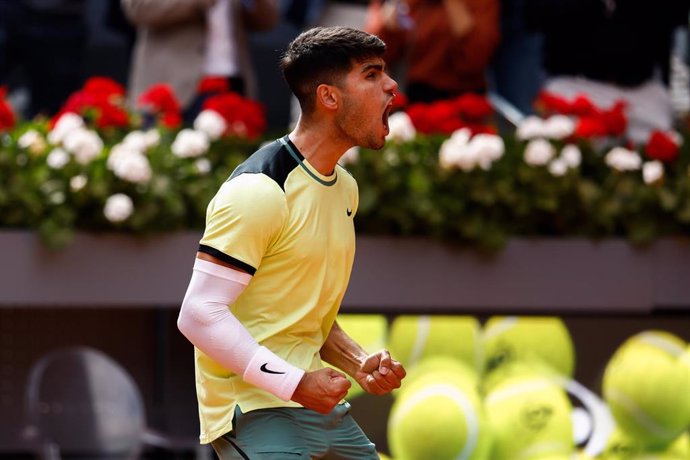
<box><xmin>383</xmin><ymin>102</ymin><xmax>393</xmax><ymax>133</ymax></box>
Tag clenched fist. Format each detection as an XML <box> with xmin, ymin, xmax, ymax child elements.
<box><xmin>291</xmin><ymin>367</ymin><xmax>351</xmax><ymax>414</ymax></box>
<box><xmin>355</xmin><ymin>349</ymin><xmax>406</xmax><ymax>395</ymax></box>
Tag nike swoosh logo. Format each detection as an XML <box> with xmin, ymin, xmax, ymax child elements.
<box><xmin>260</xmin><ymin>363</ymin><xmax>286</xmax><ymax>375</ymax></box>
<box><xmin>347</xmin><ymin>208</ymin><xmax>352</xmax><ymax>216</ymax></box>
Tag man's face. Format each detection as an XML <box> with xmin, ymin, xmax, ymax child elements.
<box><xmin>334</xmin><ymin>57</ymin><xmax>398</xmax><ymax>150</ymax></box>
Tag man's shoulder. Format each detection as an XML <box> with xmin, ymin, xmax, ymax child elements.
<box><xmin>229</xmin><ymin>138</ymin><xmax>299</xmax><ymax>191</ymax></box>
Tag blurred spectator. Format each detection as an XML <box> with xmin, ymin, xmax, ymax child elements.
<box><xmin>525</xmin><ymin>0</ymin><xmax>690</xmax><ymax>143</ymax></box>
<box><xmin>487</xmin><ymin>0</ymin><xmax>542</xmax><ymax>115</ymax></box>
<box><xmin>0</xmin><ymin>0</ymin><xmax>87</xmax><ymax>118</ymax></box>
<box><xmin>121</xmin><ymin>0</ymin><xmax>280</xmax><ymax>122</ymax></box>
<box><xmin>365</xmin><ymin>0</ymin><xmax>500</xmax><ymax>104</ymax></box>
<box><xmin>84</xmin><ymin>0</ymin><xmax>137</xmax><ymax>85</ymax></box>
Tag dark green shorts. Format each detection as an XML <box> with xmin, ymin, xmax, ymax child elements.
<box><xmin>210</xmin><ymin>402</ymin><xmax>378</xmax><ymax>459</ymax></box>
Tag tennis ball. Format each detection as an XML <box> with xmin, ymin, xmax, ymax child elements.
<box><xmin>377</xmin><ymin>453</ymin><xmax>392</xmax><ymax>460</ymax></box>
<box><xmin>482</xmin><ymin>316</ymin><xmax>575</xmax><ymax>379</ymax></box>
<box><xmin>335</xmin><ymin>314</ymin><xmax>388</xmax><ymax>352</ymax></box>
<box><xmin>481</xmin><ymin>359</ymin><xmax>561</xmax><ymax>395</ymax></box>
<box><xmin>529</xmin><ymin>457</ymin><xmax>573</xmax><ymax>460</ymax></box>
<box><xmin>327</xmin><ymin>314</ymin><xmax>388</xmax><ymax>399</ymax></box>
<box><xmin>602</xmin><ymin>330</ymin><xmax>690</xmax><ymax>449</ymax></box>
<box><xmin>484</xmin><ymin>371</ymin><xmax>574</xmax><ymax>460</ymax></box>
<box><xmin>388</xmin><ymin>367</ymin><xmax>491</xmax><ymax>460</ymax></box>
<box><xmin>598</xmin><ymin>428</ymin><xmax>690</xmax><ymax>460</ymax></box>
<box><xmin>387</xmin><ymin>315</ymin><xmax>482</xmax><ymax>373</ymax></box>
<box><xmin>396</xmin><ymin>356</ymin><xmax>479</xmax><ymax>399</ymax></box>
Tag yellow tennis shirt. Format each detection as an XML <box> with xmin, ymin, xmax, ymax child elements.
<box><xmin>195</xmin><ymin>136</ymin><xmax>359</xmax><ymax>443</ymax></box>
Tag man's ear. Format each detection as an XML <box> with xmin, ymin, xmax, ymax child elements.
<box><xmin>316</xmin><ymin>84</ymin><xmax>339</xmax><ymax>110</ymax></box>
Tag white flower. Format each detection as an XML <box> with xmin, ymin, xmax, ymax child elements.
<box><xmin>121</xmin><ymin>131</ymin><xmax>149</xmax><ymax>153</ymax></box>
<box><xmin>560</xmin><ymin>145</ymin><xmax>582</xmax><ymax>168</ymax></box>
<box><xmin>112</xmin><ymin>152</ymin><xmax>152</xmax><ymax>184</ymax></box>
<box><xmin>340</xmin><ymin>146</ymin><xmax>359</xmax><ymax>165</ymax></box>
<box><xmin>543</xmin><ymin>115</ymin><xmax>575</xmax><ymax>140</ymax></box>
<box><xmin>46</xmin><ymin>148</ymin><xmax>70</xmax><ymax>169</ymax></box>
<box><xmin>642</xmin><ymin>161</ymin><xmax>664</xmax><ymax>184</ymax></box>
<box><xmin>49</xmin><ymin>191</ymin><xmax>65</xmax><ymax>205</ymax></box>
<box><xmin>144</xmin><ymin>129</ymin><xmax>161</xmax><ymax>149</ymax></box>
<box><xmin>48</xmin><ymin>113</ymin><xmax>84</xmax><ymax>145</ymax></box>
<box><xmin>104</xmin><ymin>193</ymin><xmax>134</xmax><ymax>223</ymax></box>
<box><xmin>454</xmin><ymin>147</ymin><xmax>480</xmax><ymax>172</ymax></box>
<box><xmin>439</xmin><ymin>128</ymin><xmax>472</xmax><ymax>170</ymax></box>
<box><xmin>516</xmin><ymin>115</ymin><xmax>546</xmax><ymax>140</ymax></box>
<box><xmin>63</xmin><ymin>129</ymin><xmax>104</xmax><ymax>164</ymax></box>
<box><xmin>605</xmin><ymin>146</ymin><xmax>641</xmax><ymax>171</ymax></box>
<box><xmin>548</xmin><ymin>158</ymin><xmax>569</xmax><ymax>177</ymax></box>
<box><xmin>195</xmin><ymin>158</ymin><xmax>212</xmax><ymax>175</ymax></box>
<box><xmin>70</xmin><ymin>175</ymin><xmax>88</xmax><ymax>191</ymax></box>
<box><xmin>386</xmin><ymin>112</ymin><xmax>416</xmax><ymax>142</ymax></box>
<box><xmin>524</xmin><ymin>138</ymin><xmax>555</xmax><ymax>166</ymax></box>
<box><xmin>383</xmin><ymin>148</ymin><xmax>400</xmax><ymax>166</ymax></box>
<box><xmin>193</xmin><ymin>110</ymin><xmax>227</xmax><ymax>141</ymax></box>
<box><xmin>171</xmin><ymin>129</ymin><xmax>210</xmax><ymax>158</ymax></box>
<box><xmin>107</xmin><ymin>144</ymin><xmax>131</xmax><ymax>170</ymax></box>
<box><xmin>438</xmin><ymin>129</ymin><xmax>502</xmax><ymax>172</ymax></box>
<box><xmin>470</xmin><ymin>133</ymin><xmax>504</xmax><ymax>170</ymax></box>
<box><xmin>18</xmin><ymin>129</ymin><xmax>44</xmax><ymax>150</ymax></box>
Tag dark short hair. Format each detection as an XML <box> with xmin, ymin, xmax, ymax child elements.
<box><xmin>280</xmin><ymin>26</ymin><xmax>386</xmax><ymax>114</ymax></box>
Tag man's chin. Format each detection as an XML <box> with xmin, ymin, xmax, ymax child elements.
<box><xmin>365</xmin><ymin>136</ymin><xmax>386</xmax><ymax>150</ymax></box>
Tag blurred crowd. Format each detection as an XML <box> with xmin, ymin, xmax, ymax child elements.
<box><xmin>1</xmin><ymin>0</ymin><xmax>689</xmax><ymax>141</ymax></box>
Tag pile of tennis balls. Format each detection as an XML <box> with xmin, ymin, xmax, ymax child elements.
<box><xmin>335</xmin><ymin>314</ymin><xmax>690</xmax><ymax>460</ymax></box>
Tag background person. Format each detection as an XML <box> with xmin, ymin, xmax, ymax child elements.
<box><xmin>365</xmin><ymin>0</ymin><xmax>500</xmax><ymax>103</ymax></box>
<box><xmin>121</xmin><ymin>0</ymin><xmax>280</xmax><ymax>121</ymax></box>
<box><xmin>524</xmin><ymin>0</ymin><xmax>690</xmax><ymax>143</ymax></box>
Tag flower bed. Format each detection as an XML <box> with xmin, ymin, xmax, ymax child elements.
<box><xmin>1</xmin><ymin>78</ymin><xmax>689</xmax><ymax>250</ymax></box>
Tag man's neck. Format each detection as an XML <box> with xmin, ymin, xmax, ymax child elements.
<box><xmin>288</xmin><ymin>118</ymin><xmax>353</xmax><ymax>176</ymax></box>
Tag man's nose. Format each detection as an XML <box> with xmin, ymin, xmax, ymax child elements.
<box><xmin>384</xmin><ymin>74</ymin><xmax>399</xmax><ymax>94</ymax></box>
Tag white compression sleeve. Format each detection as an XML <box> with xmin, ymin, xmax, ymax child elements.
<box><xmin>177</xmin><ymin>258</ymin><xmax>305</xmax><ymax>401</ymax></box>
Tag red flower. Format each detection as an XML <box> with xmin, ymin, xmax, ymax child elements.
<box><xmin>645</xmin><ymin>131</ymin><xmax>680</xmax><ymax>163</ymax></box>
<box><xmin>406</xmin><ymin>103</ymin><xmax>435</xmax><ymax>134</ymax></box>
<box><xmin>537</xmin><ymin>91</ymin><xmax>628</xmax><ymax>139</ymax></box>
<box><xmin>161</xmin><ymin>111</ymin><xmax>182</xmax><ymax>129</ymax></box>
<box><xmin>137</xmin><ymin>83</ymin><xmax>182</xmax><ymax>129</ymax></box>
<box><xmin>600</xmin><ymin>102</ymin><xmax>627</xmax><ymax>137</ymax></box>
<box><xmin>436</xmin><ymin>117</ymin><xmax>465</xmax><ymax>135</ymax></box>
<box><xmin>197</xmin><ymin>76</ymin><xmax>230</xmax><ymax>95</ymax></box>
<box><xmin>431</xmin><ymin>100</ymin><xmax>459</xmax><ymax>125</ymax></box>
<box><xmin>202</xmin><ymin>93</ymin><xmax>266</xmax><ymax>139</ymax></box>
<box><xmin>406</xmin><ymin>95</ymin><xmax>494</xmax><ymax>135</ymax></box>
<box><xmin>138</xmin><ymin>84</ymin><xmax>181</xmax><ymax>115</ymax></box>
<box><xmin>570</xmin><ymin>94</ymin><xmax>597</xmax><ymax>117</ymax></box>
<box><xmin>0</xmin><ymin>87</ymin><xmax>16</xmax><ymax>131</ymax></box>
<box><xmin>574</xmin><ymin>117</ymin><xmax>608</xmax><ymax>138</ymax></box>
<box><xmin>82</xmin><ymin>77</ymin><xmax>126</xmax><ymax>98</ymax></box>
<box><xmin>534</xmin><ymin>91</ymin><xmax>571</xmax><ymax>114</ymax></box>
<box><xmin>51</xmin><ymin>82</ymin><xmax>131</xmax><ymax>130</ymax></box>
<box><xmin>454</xmin><ymin>93</ymin><xmax>493</xmax><ymax>121</ymax></box>
<box><xmin>95</xmin><ymin>103</ymin><xmax>130</xmax><ymax>129</ymax></box>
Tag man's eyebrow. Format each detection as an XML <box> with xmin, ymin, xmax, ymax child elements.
<box><xmin>361</xmin><ymin>63</ymin><xmax>385</xmax><ymax>73</ymax></box>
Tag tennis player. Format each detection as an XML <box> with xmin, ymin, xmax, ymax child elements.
<box><xmin>178</xmin><ymin>26</ymin><xmax>406</xmax><ymax>459</ymax></box>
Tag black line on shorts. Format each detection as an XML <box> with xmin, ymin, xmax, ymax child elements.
<box><xmin>198</xmin><ymin>245</ymin><xmax>257</xmax><ymax>275</ymax></box>
<box><xmin>227</xmin><ymin>438</ymin><xmax>251</xmax><ymax>460</ymax></box>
